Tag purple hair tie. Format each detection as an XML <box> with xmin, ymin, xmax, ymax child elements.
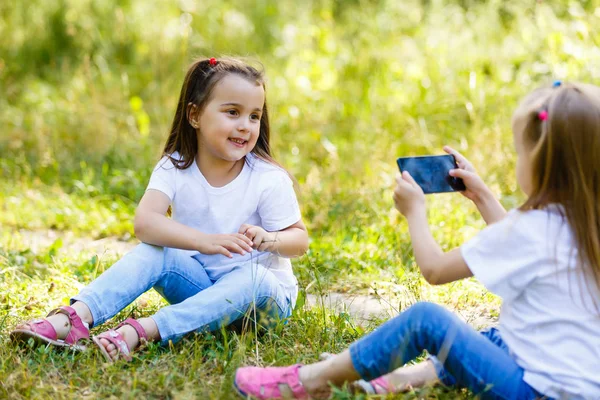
<box><xmin>538</xmin><ymin>110</ymin><xmax>548</xmax><ymax>121</ymax></box>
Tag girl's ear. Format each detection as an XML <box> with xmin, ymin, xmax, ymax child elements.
<box><xmin>187</xmin><ymin>102</ymin><xmax>200</xmax><ymax>128</ymax></box>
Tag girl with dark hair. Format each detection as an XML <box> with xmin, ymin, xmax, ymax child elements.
<box><xmin>11</xmin><ymin>57</ymin><xmax>308</xmax><ymax>362</ymax></box>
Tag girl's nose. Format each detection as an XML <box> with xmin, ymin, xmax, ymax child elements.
<box><xmin>237</xmin><ymin>119</ymin><xmax>250</xmax><ymax>132</ymax></box>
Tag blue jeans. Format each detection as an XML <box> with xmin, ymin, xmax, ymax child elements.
<box><xmin>349</xmin><ymin>302</ymin><xmax>544</xmax><ymax>400</ymax></box>
<box><xmin>72</xmin><ymin>243</ymin><xmax>296</xmax><ymax>345</ymax></box>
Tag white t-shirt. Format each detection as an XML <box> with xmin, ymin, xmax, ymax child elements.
<box><xmin>146</xmin><ymin>152</ymin><xmax>301</xmax><ymax>293</ymax></box>
<box><xmin>461</xmin><ymin>206</ymin><xmax>600</xmax><ymax>399</ymax></box>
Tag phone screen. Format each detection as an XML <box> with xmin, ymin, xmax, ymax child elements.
<box><xmin>396</xmin><ymin>154</ymin><xmax>466</xmax><ymax>194</ymax></box>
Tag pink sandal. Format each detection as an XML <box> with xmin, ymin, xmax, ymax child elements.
<box><xmin>10</xmin><ymin>305</ymin><xmax>90</xmax><ymax>351</ymax></box>
<box><xmin>234</xmin><ymin>364</ymin><xmax>309</xmax><ymax>399</ymax></box>
<box><xmin>92</xmin><ymin>318</ymin><xmax>148</xmax><ymax>362</ymax></box>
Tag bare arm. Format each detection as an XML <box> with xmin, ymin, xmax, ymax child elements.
<box><xmin>405</xmin><ymin>208</ymin><xmax>473</xmax><ymax>284</ymax></box>
<box><xmin>134</xmin><ymin>189</ymin><xmax>253</xmax><ymax>257</ymax></box>
<box><xmin>394</xmin><ymin>172</ymin><xmax>472</xmax><ymax>285</ymax></box>
<box><xmin>239</xmin><ymin>220</ymin><xmax>309</xmax><ymax>258</ymax></box>
<box><xmin>470</xmin><ymin>189</ymin><xmax>507</xmax><ymax>225</ymax></box>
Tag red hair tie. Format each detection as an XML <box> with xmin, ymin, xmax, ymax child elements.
<box><xmin>209</xmin><ymin>57</ymin><xmax>217</xmax><ymax>66</ymax></box>
<box><xmin>538</xmin><ymin>110</ymin><xmax>548</xmax><ymax>121</ymax></box>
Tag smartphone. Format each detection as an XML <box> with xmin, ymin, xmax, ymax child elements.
<box><xmin>396</xmin><ymin>154</ymin><xmax>466</xmax><ymax>194</ymax></box>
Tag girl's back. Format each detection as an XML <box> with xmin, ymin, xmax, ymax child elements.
<box><xmin>463</xmin><ymin>205</ymin><xmax>600</xmax><ymax>397</ymax></box>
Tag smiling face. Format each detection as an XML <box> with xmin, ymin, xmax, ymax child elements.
<box><xmin>194</xmin><ymin>73</ymin><xmax>265</xmax><ymax>167</ymax></box>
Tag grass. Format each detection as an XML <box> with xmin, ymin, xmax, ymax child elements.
<box><xmin>2</xmin><ymin>0</ymin><xmax>599</xmax><ymax>398</ymax></box>
<box><xmin>0</xmin><ymin>230</ymin><xmax>486</xmax><ymax>399</ymax></box>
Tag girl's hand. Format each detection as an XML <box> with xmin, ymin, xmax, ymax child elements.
<box><xmin>239</xmin><ymin>224</ymin><xmax>278</xmax><ymax>252</ymax></box>
<box><xmin>195</xmin><ymin>233</ymin><xmax>254</xmax><ymax>258</ymax></box>
<box><xmin>443</xmin><ymin>145</ymin><xmax>490</xmax><ymax>203</ymax></box>
<box><xmin>393</xmin><ymin>171</ymin><xmax>426</xmax><ymax>217</ymax></box>
<box><xmin>444</xmin><ymin>145</ymin><xmax>507</xmax><ymax>225</ymax></box>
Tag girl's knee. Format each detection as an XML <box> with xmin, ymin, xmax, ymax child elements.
<box><xmin>234</xmin><ymin>265</ymin><xmax>279</xmax><ymax>292</ymax></box>
<box><xmin>130</xmin><ymin>243</ymin><xmax>164</xmax><ymax>260</ymax></box>
<box><xmin>403</xmin><ymin>302</ymin><xmax>453</xmax><ymax>325</ymax></box>
<box><xmin>406</xmin><ymin>301</ymin><xmax>443</xmax><ymax>315</ymax></box>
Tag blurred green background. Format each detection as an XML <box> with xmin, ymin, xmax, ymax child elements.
<box><xmin>2</xmin><ymin>0</ymin><xmax>600</xmax><ymax>287</ymax></box>
<box><xmin>3</xmin><ymin>0</ymin><xmax>600</xmax><ymax>289</ymax></box>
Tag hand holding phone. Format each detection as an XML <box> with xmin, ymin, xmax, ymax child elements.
<box><xmin>443</xmin><ymin>146</ymin><xmax>508</xmax><ymax>224</ymax></box>
<box><xmin>443</xmin><ymin>146</ymin><xmax>487</xmax><ymax>201</ymax></box>
<box><xmin>396</xmin><ymin>154</ymin><xmax>466</xmax><ymax>194</ymax></box>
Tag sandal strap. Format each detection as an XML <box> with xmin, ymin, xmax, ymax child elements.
<box><xmin>116</xmin><ymin>318</ymin><xmax>148</xmax><ymax>343</ymax></box>
<box><xmin>95</xmin><ymin>329</ymin><xmax>132</xmax><ymax>361</ymax></box>
<box><xmin>26</xmin><ymin>319</ymin><xmax>58</xmax><ymax>341</ymax></box>
<box><xmin>370</xmin><ymin>376</ymin><xmax>393</xmax><ymax>394</ymax></box>
<box><xmin>282</xmin><ymin>364</ymin><xmax>307</xmax><ymax>398</ymax></box>
<box><xmin>47</xmin><ymin>306</ymin><xmax>90</xmax><ymax>345</ymax></box>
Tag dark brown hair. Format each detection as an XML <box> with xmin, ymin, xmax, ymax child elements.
<box><xmin>162</xmin><ymin>57</ymin><xmax>280</xmax><ymax>169</ymax></box>
<box><xmin>515</xmin><ymin>82</ymin><xmax>600</xmax><ymax>306</ymax></box>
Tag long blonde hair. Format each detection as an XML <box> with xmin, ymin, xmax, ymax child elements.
<box><xmin>515</xmin><ymin>82</ymin><xmax>600</xmax><ymax>306</ymax></box>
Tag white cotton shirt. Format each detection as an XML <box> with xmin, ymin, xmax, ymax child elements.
<box><xmin>461</xmin><ymin>206</ymin><xmax>600</xmax><ymax>399</ymax></box>
<box><xmin>146</xmin><ymin>152</ymin><xmax>301</xmax><ymax>293</ymax></box>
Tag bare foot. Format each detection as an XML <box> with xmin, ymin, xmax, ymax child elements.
<box><xmin>317</xmin><ymin>352</ymin><xmax>438</xmax><ymax>394</ymax></box>
<box><xmin>98</xmin><ymin>325</ymin><xmax>140</xmax><ymax>361</ymax></box>
<box><xmin>96</xmin><ymin>317</ymin><xmax>159</xmax><ymax>361</ymax></box>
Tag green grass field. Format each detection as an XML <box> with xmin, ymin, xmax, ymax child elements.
<box><xmin>2</xmin><ymin>0</ymin><xmax>599</xmax><ymax>398</ymax></box>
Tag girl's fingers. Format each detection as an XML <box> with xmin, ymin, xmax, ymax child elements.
<box><xmin>234</xmin><ymin>233</ymin><xmax>254</xmax><ymax>246</ymax></box>
<box><xmin>257</xmin><ymin>242</ymin><xmax>269</xmax><ymax>252</ymax></box>
<box><xmin>216</xmin><ymin>246</ymin><xmax>233</xmax><ymax>258</ymax></box>
<box><xmin>240</xmin><ymin>232</ymin><xmax>257</xmax><ymax>250</ymax></box>
<box><xmin>395</xmin><ymin>173</ymin><xmax>404</xmax><ymax>184</ymax></box>
<box><xmin>444</xmin><ymin>146</ymin><xmax>474</xmax><ymax>172</ymax></box>
<box><xmin>443</xmin><ymin>145</ymin><xmax>464</xmax><ymax>161</ymax></box>
<box><xmin>238</xmin><ymin>224</ymin><xmax>251</xmax><ymax>234</ymax></box>
<box><xmin>444</xmin><ymin>146</ymin><xmax>468</xmax><ymax>165</ymax></box>
<box><xmin>450</xmin><ymin>168</ymin><xmax>479</xmax><ymax>184</ymax></box>
<box><xmin>395</xmin><ymin>173</ymin><xmax>412</xmax><ymax>188</ymax></box>
<box><xmin>449</xmin><ymin>168</ymin><xmax>469</xmax><ymax>178</ymax></box>
<box><xmin>402</xmin><ymin>171</ymin><xmax>420</xmax><ymax>189</ymax></box>
<box><xmin>236</xmin><ymin>238</ymin><xmax>253</xmax><ymax>252</ymax></box>
<box><xmin>394</xmin><ymin>173</ymin><xmax>418</xmax><ymax>197</ymax></box>
<box><xmin>233</xmin><ymin>234</ymin><xmax>254</xmax><ymax>250</ymax></box>
<box><xmin>225</xmin><ymin>242</ymin><xmax>247</xmax><ymax>255</ymax></box>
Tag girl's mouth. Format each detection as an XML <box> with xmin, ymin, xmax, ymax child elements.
<box><xmin>229</xmin><ymin>138</ymin><xmax>247</xmax><ymax>147</ymax></box>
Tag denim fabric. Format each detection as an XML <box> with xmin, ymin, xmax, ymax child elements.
<box><xmin>349</xmin><ymin>302</ymin><xmax>544</xmax><ymax>400</ymax></box>
<box><xmin>72</xmin><ymin>243</ymin><xmax>296</xmax><ymax>345</ymax></box>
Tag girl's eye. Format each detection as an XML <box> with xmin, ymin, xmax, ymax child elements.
<box><xmin>227</xmin><ymin>109</ymin><xmax>238</xmax><ymax>116</ymax></box>
<box><xmin>251</xmin><ymin>114</ymin><xmax>261</xmax><ymax>120</ymax></box>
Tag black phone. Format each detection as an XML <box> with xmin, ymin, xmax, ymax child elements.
<box><xmin>396</xmin><ymin>154</ymin><xmax>466</xmax><ymax>194</ymax></box>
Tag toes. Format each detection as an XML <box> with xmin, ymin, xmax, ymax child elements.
<box><xmin>98</xmin><ymin>338</ymin><xmax>119</xmax><ymax>360</ymax></box>
<box><xmin>108</xmin><ymin>348</ymin><xmax>119</xmax><ymax>359</ymax></box>
<box><xmin>99</xmin><ymin>338</ymin><xmax>116</xmax><ymax>352</ymax></box>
